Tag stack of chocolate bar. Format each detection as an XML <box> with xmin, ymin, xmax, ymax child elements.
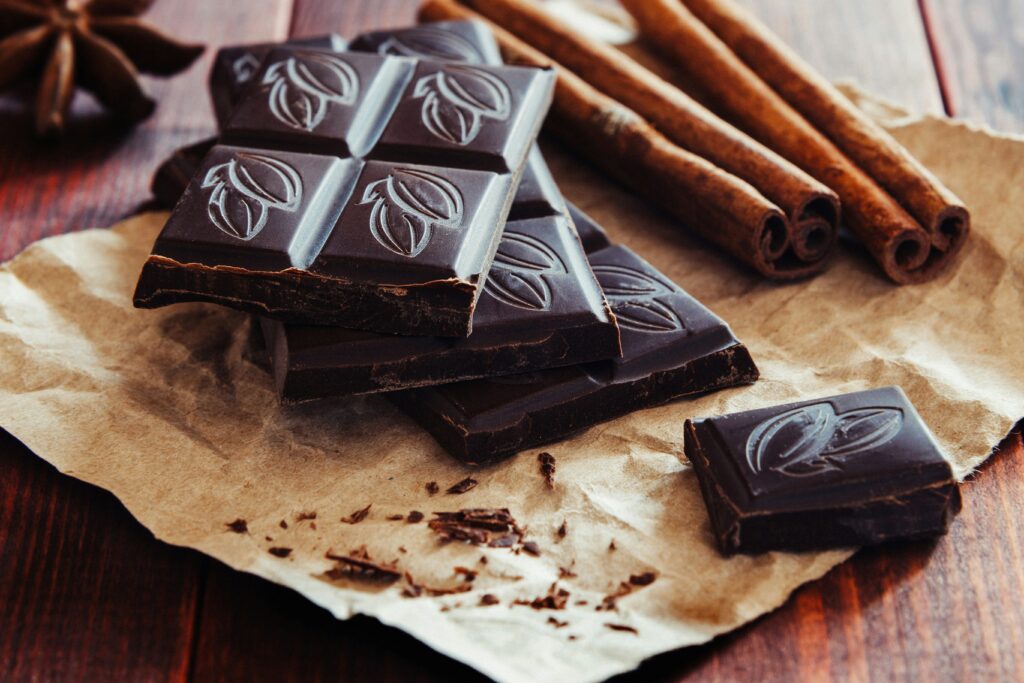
<box><xmin>137</xmin><ymin>20</ymin><xmax>760</xmax><ymax>465</ymax></box>
<box><xmin>136</xmin><ymin>20</ymin><xmax>963</xmax><ymax>556</ymax></box>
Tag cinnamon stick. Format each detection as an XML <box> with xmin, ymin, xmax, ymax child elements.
<box><xmin>683</xmin><ymin>0</ymin><xmax>969</xmax><ymax>256</ymax></box>
<box><xmin>454</xmin><ymin>0</ymin><xmax>840</xmax><ymax>274</ymax></box>
<box><xmin>420</xmin><ymin>0</ymin><xmax>792</xmax><ymax>278</ymax></box>
<box><xmin>621</xmin><ymin>0</ymin><xmax>968</xmax><ymax>284</ymax></box>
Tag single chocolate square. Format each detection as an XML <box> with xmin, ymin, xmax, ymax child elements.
<box><xmin>210</xmin><ymin>35</ymin><xmax>347</xmax><ymax>126</ymax></box>
<box><xmin>262</xmin><ymin>211</ymin><xmax>620</xmax><ymax>400</ymax></box>
<box><xmin>389</xmin><ymin>206</ymin><xmax>759</xmax><ymax>463</ymax></box>
<box><xmin>684</xmin><ymin>386</ymin><xmax>962</xmax><ymax>555</ymax></box>
<box><xmin>135</xmin><ymin>48</ymin><xmax>556</xmax><ymax>337</ymax></box>
<box><xmin>223</xmin><ymin>49</ymin><xmax>414</xmax><ymax>158</ymax></box>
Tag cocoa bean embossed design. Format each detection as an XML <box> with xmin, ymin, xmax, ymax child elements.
<box><xmin>413</xmin><ymin>65</ymin><xmax>511</xmax><ymax>145</ymax></box>
<box><xmin>484</xmin><ymin>232</ymin><xmax>566</xmax><ymax>311</ymax></box>
<box><xmin>263</xmin><ymin>52</ymin><xmax>359</xmax><ymax>131</ymax></box>
<box><xmin>591</xmin><ymin>265</ymin><xmax>684</xmax><ymax>333</ymax></box>
<box><xmin>202</xmin><ymin>153</ymin><xmax>303</xmax><ymax>240</ymax></box>
<box><xmin>377</xmin><ymin>27</ymin><xmax>485</xmax><ymax>63</ymax></box>
<box><xmin>745</xmin><ymin>403</ymin><xmax>904</xmax><ymax>477</ymax></box>
<box><xmin>360</xmin><ymin>168</ymin><xmax>465</xmax><ymax>257</ymax></box>
<box><xmin>232</xmin><ymin>52</ymin><xmax>262</xmax><ymax>84</ymax></box>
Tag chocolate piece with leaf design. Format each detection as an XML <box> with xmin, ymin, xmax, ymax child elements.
<box><xmin>389</xmin><ymin>205</ymin><xmax>758</xmax><ymax>463</ymax></box>
<box><xmin>260</xmin><ymin>211</ymin><xmax>619</xmax><ymax>401</ymax></box>
<box><xmin>134</xmin><ymin>46</ymin><xmax>556</xmax><ymax>337</ymax></box>
<box><xmin>209</xmin><ymin>35</ymin><xmax>348</xmax><ymax>127</ymax></box>
<box><xmin>684</xmin><ymin>386</ymin><xmax>962</xmax><ymax>555</ymax></box>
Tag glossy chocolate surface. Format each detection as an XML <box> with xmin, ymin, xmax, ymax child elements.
<box><xmin>262</xmin><ymin>211</ymin><xmax>619</xmax><ymax>400</ymax></box>
<box><xmin>209</xmin><ymin>34</ymin><xmax>348</xmax><ymax>127</ymax></box>
<box><xmin>390</xmin><ymin>206</ymin><xmax>759</xmax><ymax>463</ymax></box>
<box><xmin>684</xmin><ymin>386</ymin><xmax>962</xmax><ymax>554</ymax></box>
<box><xmin>135</xmin><ymin>46</ymin><xmax>556</xmax><ymax>336</ymax></box>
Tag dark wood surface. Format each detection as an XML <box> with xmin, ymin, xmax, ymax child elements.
<box><xmin>1</xmin><ymin>1</ymin><xmax>1021</xmax><ymax>681</ymax></box>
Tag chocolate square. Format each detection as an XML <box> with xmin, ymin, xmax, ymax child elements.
<box><xmin>684</xmin><ymin>386</ymin><xmax>962</xmax><ymax>554</ymax></box>
<box><xmin>209</xmin><ymin>35</ymin><xmax>347</xmax><ymax>126</ymax></box>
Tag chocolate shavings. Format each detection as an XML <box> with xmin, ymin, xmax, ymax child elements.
<box><xmin>268</xmin><ymin>547</ymin><xmax>292</xmax><ymax>558</ymax></box>
<box><xmin>512</xmin><ymin>582</ymin><xmax>570</xmax><ymax>610</ymax></box>
<box><xmin>479</xmin><ymin>594</ymin><xmax>499</xmax><ymax>606</ymax></box>
<box><xmin>225</xmin><ymin>518</ymin><xmax>248</xmax><ymax>534</ymax></box>
<box><xmin>425</xmin><ymin>481</ymin><xmax>440</xmax><ymax>495</ymax></box>
<box><xmin>296</xmin><ymin>511</ymin><xmax>317</xmax><ymax>522</ymax></box>
<box><xmin>605</xmin><ymin>623</ymin><xmax>639</xmax><ymax>634</ymax></box>
<box><xmin>547</xmin><ymin>617</ymin><xmax>569</xmax><ymax>628</ymax></box>
<box><xmin>407</xmin><ymin>510</ymin><xmax>424</xmax><ymax>523</ymax></box>
<box><xmin>538</xmin><ymin>452</ymin><xmax>556</xmax><ymax>488</ymax></box>
<box><xmin>341</xmin><ymin>504</ymin><xmax>372</xmax><ymax>524</ymax></box>
<box><xmin>324</xmin><ymin>546</ymin><xmax>401</xmax><ymax>584</ymax></box>
<box><xmin>446</xmin><ymin>477</ymin><xmax>478</xmax><ymax>494</ymax></box>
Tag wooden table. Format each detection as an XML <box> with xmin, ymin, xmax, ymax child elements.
<box><xmin>2</xmin><ymin>1</ymin><xmax>1022</xmax><ymax>681</ymax></box>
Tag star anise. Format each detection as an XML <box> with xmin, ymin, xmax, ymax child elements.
<box><xmin>0</xmin><ymin>0</ymin><xmax>203</xmax><ymax>136</ymax></box>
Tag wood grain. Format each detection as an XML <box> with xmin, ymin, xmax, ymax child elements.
<box><xmin>1</xmin><ymin>1</ymin><xmax>1022</xmax><ymax>682</ymax></box>
<box><xmin>921</xmin><ymin>0</ymin><xmax>1024</xmax><ymax>132</ymax></box>
<box><xmin>0</xmin><ymin>430</ymin><xmax>204</xmax><ymax>683</ymax></box>
<box><xmin>190</xmin><ymin>561</ymin><xmax>486</xmax><ymax>683</ymax></box>
<box><xmin>739</xmin><ymin>0</ymin><xmax>945</xmax><ymax>115</ymax></box>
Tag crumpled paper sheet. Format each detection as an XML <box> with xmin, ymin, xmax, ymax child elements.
<box><xmin>0</xmin><ymin>91</ymin><xmax>1021</xmax><ymax>683</ymax></box>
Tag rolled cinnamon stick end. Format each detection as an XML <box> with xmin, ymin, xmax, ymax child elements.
<box><xmin>421</xmin><ymin>0</ymin><xmax>804</xmax><ymax>278</ymax></box>
<box><xmin>456</xmin><ymin>0</ymin><xmax>839</xmax><ymax>273</ymax></box>
<box><xmin>676</xmin><ymin>0</ymin><xmax>970</xmax><ymax>281</ymax></box>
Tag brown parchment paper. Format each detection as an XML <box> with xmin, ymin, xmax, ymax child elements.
<box><xmin>0</xmin><ymin>91</ymin><xmax>1021</xmax><ymax>683</ymax></box>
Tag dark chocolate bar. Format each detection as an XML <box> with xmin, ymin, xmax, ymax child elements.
<box><xmin>389</xmin><ymin>206</ymin><xmax>759</xmax><ymax>463</ymax></box>
<box><xmin>134</xmin><ymin>48</ymin><xmax>556</xmax><ymax>336</ymax></box>
<box><xmin>153</xmin><ymin>21</ymin><xmax>562</xmax><ymax>222</ymax></box>
<box><xmin>684</xmin><ymin>386</ymin><xmax>962</xmax><ymax>555</ymax></box>
<box><xmin>352</xmin><ymin>20</ymin><xmax>562</xmax><ymax>221</ymax></box>
<box><xmin>209</xmin><ymin>35</ymin><xmax>348</xmax><ymax>127</ymax></box>
<box><xmin>261</xmin><ymin>211</ymin><xmax>619</xmax><ymax>400</ymax></box>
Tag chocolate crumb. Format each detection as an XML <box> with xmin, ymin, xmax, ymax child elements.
<box><xmin>512</xmin><ymin>582</ymin><xmax>570</xmax><ymax>610</ymax></box>
<box><xmin>538</xmin><ymin>452</ymin><xmax>556</xmax><ymax>488</ymax></box>
<box><xmin>446</xmin><ymin>477</ymin><xmax>478</xmax><ymax>494</ymax></box>
<box><xmin>387</xmin><ymin>514</ymin><xmax>405</xmax><ymax>521</ymax></box>
<box><xmin>407</xmin><ymin>510</ymin><xmax>424</xmax><ymax>524</ymax></box>
<box><xmin>454</xmin><ymin>566</ymin><xmax>478</xmax><ymax>582</ymax></box>
<box><xmin>225</xmin><ymin>518</ymin><xmax>248</xmax><ymax>534</ymax></box>
<box><xmin>480</xmin><ymin>594</ymin><xmax>499</xmax><ymax>606</ymax></box>
<box><xmin>402</xmin><ymin>571</ymin><xmax>473</xmax><ymax>597</ymax></box>
<box><xmin>324</xmin><ymin>546</ymin><xmax>400</xmax><ymax>584</ymax></box>
<box><xmin>426</xmin><ymin>481</ymin><xmax>439</xmax><ymax>495</ymax></box>
<box><xmin>568</xmin><ymin>635</ymin><xmax>577</xmax><ymax>641</ymax></box>
<box><xmin>310</xmin><ymin>522</ymin><xmax>317</xmax><ymax>530</ymax></box>
<box><xmin>440</xmin><ymin>605</ymin><xmax>451</xmax><ymax>612</ymax></box>
<box><xmin>556</xmin><ymin>520</ymin><xmax>567</xmax><ymax>540</ymax></box>
<box><xmin>522</xmin><ymin>541</ymin><xmax>541</xmax><ymax>557</ymax></box>
<box><xmin>429</xmin><ymin>509</ymin><xmax>523</xmax><ymax>547</ymax></box>
<box><xmin>341</xmin><ymin>504</ymin><xmax>372</xmax><ymax>525</ymax></box>
<box><xmin>296</xmin><ymin>511</ymin><xmax>317</xmax><ymax>522</ymax></box>
<box><xmin>575</xmin><ymin>600</ymin><xmax>588</xmax><ymax>606</ymax></box>
<box><xmin>547</xmin><ymin>616</ymin><xmax>569</xmax><ymax>628</ymax></box>
<box><xmin>558</xmin><ymin>564</ymin><xmax>578</xmax><ymax>579</ymax></box>
<box><xmin>268</xmin><ymin>547</ymin><xmax>292</xmax><ymax>558</ymax></box>
<box><xmin>265</xmin><ymin>536</ymin><xmax>273</xmax><ymax>542</ymax></box>
<box><xmin>608</xmin><ymin>539</ymin><xmax>617</xmax><ymax>551</ymax></box>
<box><xmin>629</xmin><ymin>572</ymin><xmax>657</xmax><ymax>586</ymax></box>
<box><xmin>479</xmin><ymin>556</ymin><xmax>488</xmax><ymax>565</ymax></box>
<box><xmin>279</xmin><ymin>520</ymin><xmax>288</xmax><ymax>529</ymax></box>
<box><xmin>399</xmin><ymin>546</ymin><xmax>408</xmax><ymax>554</ymax></box>
<box><xmin>605</xmin><ymin>623</ymin><xmax>639</xmax><ymax>634</ymax></box>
